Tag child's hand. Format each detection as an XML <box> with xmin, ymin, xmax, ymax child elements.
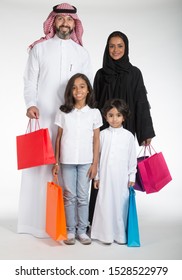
<box><xmin>94</xmin><ymin>180</ymin><xmax>100</xmax><ymax>189</ymax></box>
<box><xmin>128</xmin><ymin>181</ymin><xmax>135</xmax><ymax>187</ymax></box>
<box><xmin>87</xmin><ymin>163</ymin><xmax>97</xmax><ymax>180</ymax></box>
<box><xmin>52</xmin><ymin>164</ymin><xmax>60</xmax><ymax>177</ymax></box>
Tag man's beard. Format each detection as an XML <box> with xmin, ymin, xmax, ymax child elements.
<box><xmin>55</xmin><ymin>26</ymin><xmax>73</xmax><ymax>39</ymax></box>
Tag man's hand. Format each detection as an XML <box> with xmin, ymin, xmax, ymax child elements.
<box><xmin>26</xmin><ymin>106</ymin><xmax>39</xmax><ymax>119</ymax></box>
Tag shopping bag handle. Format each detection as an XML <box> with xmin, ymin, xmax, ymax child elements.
<box><xmin>149</xmin><ymin>144</ymin><xmax>157</xmax><ymax>154</ymax></box>
<box><xmin>137</xmin><ymin>144</ymin><xmax>157</xmax><ymax>157</ymax></box>
<box><xmin>26</xmin><ymin>118</ymin><xmax>40</xmax><ymax>133</ymax></box>
<box><xmin>53</xmin><ymin>175</ymin><xmax>60</xmax><ymax>186</ymax></box>
<box><xmin>137</xmin><ymin>145</ymin><xmax>151</xmax><ymax>157</ymax></box>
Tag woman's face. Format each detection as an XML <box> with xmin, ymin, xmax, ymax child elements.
<box><xmin>108</xmin><ymin>36</ymin><xmax>125</xmax><ymax>60</ymax></box>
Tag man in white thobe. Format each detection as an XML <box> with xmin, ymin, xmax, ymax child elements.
<box><xmin>18</xmin><ymin>3</ymin><xmax>93</xmax><ymax>238</ymax></box>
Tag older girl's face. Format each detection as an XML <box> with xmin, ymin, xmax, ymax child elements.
<box><xmin>108</xmin><ymin>36</ymin><xmax>125</xmax><ymax>60</ymax></box>
<box><xmin>72</xmin><ymin>77</ymin><xmax>89</xmax><ymax>105</ymax></box>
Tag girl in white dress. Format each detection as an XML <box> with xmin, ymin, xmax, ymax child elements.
<box><xmin>91</xmin><ymin>99</ymin><xmax>137</xmax><ymax>245</ymax></box>
<box><xmin>52</xmin><ymin>73</ymin><xmax>102</xmax><ymax>245</ymax></box>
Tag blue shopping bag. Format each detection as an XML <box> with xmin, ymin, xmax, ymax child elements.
<box><xmin>127</xmin><ymin>187</ymin><xmax>140</xmax><ymax>247</ymax></box>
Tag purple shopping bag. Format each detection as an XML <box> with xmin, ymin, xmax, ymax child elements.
<box><xmin>134</xmin><ymin>156</ymin><xmax>149</xmax><ymax>192</ymax></box>
<box><xmin>134</xmin><ymin>146</ymin><xmax>150</xmax><ymax>192</ymax></box>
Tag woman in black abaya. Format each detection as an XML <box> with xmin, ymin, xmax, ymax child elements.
<box><xmin>89</xmin><ymin>31</ymin><xmax>155</xmax><ymax>225</ymax></box>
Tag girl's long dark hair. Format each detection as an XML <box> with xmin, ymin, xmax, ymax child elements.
<box><xmin>60</xmin><ymin>73</ymin><xmax>95</xmax><ymax>113</ymax></box>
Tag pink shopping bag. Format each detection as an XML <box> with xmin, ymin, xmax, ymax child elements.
<box><xmin>137</xmin><ymin>147</ymin><xmax>172</xmax><ymax>194</ymax></box>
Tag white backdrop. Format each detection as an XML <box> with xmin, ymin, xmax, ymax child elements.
<box><xmin>0</xmin><ymin>0</ymin><xmax>181</xmax><ymax>228</ymax></box>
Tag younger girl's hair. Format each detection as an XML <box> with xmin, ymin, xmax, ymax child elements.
<box><xmin>102</xmin><ymin>98</ymin><xmax>131</xmax><ymax>120</ymax></box>
<box><xmin>60</xmin><ymin>73</ymin><xmax>95</xmax><ymax>113</ymax></box>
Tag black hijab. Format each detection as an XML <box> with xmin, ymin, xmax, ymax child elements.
<box><xmin>103</xmin><ymin>31</ymin><xmax>131</xmax><ymax>73</ymax></box>
<box><xmin>101</xmin><ymin>31</ymin><xmax>132</xmax><ymax>102</ymax></box>
<box><xmin>94</xmin><ymin>31</ymin><xmax>155</xmax><ymax>143</ymax></box>
<box><xmin>96</xmin><ymin>31</ymin><xmax>135</xmax><ymax>131</ymax></box>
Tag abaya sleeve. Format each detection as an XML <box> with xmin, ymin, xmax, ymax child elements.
<box><xmin>93</xmin><ymin>70</ymin><xmax>102</xmax><ymax>108</ymax></box>
<box><xmin>93</xmin><ymin>70</ymin><xmax>109</xmax><ymax>130</ymax></box>
<box><xmin>133</xmin><ymin>67</ymin><xmax>155</xmax><ymax>145</ymax></box>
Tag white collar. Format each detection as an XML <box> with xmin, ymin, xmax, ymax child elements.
<box><xmin>53</xmin><ymin>34</ymin><xmax>72</xmax><ymax>43</ymax></box>
<box><xmin>73</xmin><ymin>105</ymin><xmax>90</xmax><ymax>112</ymax></box>
<box><xmin>108</xmin><ymin>125</ymin><xmax>124</xmax><ymax>133</ymax></box>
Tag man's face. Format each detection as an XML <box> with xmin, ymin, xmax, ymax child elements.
<box><xmin>54</xmin><ymin>15</ymin><xmax>75</xmax><ymax>39</ymax></box>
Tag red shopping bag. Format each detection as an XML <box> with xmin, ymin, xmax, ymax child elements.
<box><xmin>16</xmin><ymin>119</ymin><xmax>56</xmax><ymax>169</ymax></box>
<box><xmin>137</xmin><ymin>146</ymin><xmax>172</xmax><ymax>194</ymax></box>
<box><xmin>46</xmin><ymin>180</ymin><xmax>67</xmax><ymax>241</ymax></box>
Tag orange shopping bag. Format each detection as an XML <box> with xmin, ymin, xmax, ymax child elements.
<box><xmin>46</xmin><ymin>180</ymin><xmax>67</xmax><ymax>241</ymax></box>
<box><xmin>16</xmin><ymin>119</ymin><xmax>56</xmax><ymax>170</ymax></box>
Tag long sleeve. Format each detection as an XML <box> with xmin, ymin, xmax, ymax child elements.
<box><xmin>133</xmin><ymin>67</ymin><xmax>155</xmax><ymax>145</ymax></box>
<box><xmin>94</xmin><ymin>130</ymin><xmax>103</xmax><ymax>181</ymax></box>
<box><xmin>93</xmin><ymin>70</ymin><xmax>105</xmax><ymax>110</ymax></box>
<box><xmin>128</xmin><ymin>135</ymin><xmax>137</xmax><ymax>182</ymax></box>
<box><xmin>23</xmin><ymin>47</ymin><xmax>39</xmax><ymax>109</ymax></box>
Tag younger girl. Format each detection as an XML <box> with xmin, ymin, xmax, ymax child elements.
<box><xmin>52</xmin><ymin>73</ymin><xmax>102</xmax><ymax>245</ymax></box>
<box><xmin>91</xmin><ymin>99</ymin><xmax>137</xmax><ymax>245</ymax></box>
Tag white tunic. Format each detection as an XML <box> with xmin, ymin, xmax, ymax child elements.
<box><xmin>55</xmin><ymin>106</ymin><xmax>103</xmax><ymax>164</ymax></box>
<box><xmin>18</xmin><ymin>35</ymin><xmax>93</xmax><ymax>238</ymax></box>
<box><xmin>91</xmin><ymin>126</ymin><xmax>137</xmax><ymax>244</ymax></box>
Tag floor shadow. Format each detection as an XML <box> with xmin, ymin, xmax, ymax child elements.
<box><xmin>0</xmin><ymin>217</ymin><xmax>18</xmax><ymax>234</ymax></box>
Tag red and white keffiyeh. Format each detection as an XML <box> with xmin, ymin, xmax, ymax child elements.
<box><xmin>29</xmin><ymin>3</ymin><xmax>84</xmax><ymax>49</ymax></box>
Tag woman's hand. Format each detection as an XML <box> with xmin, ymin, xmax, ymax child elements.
<box><xmin>141</xmin><ymin>138</ymin><xmax>152</xmax><ymax>146</ymax></box>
